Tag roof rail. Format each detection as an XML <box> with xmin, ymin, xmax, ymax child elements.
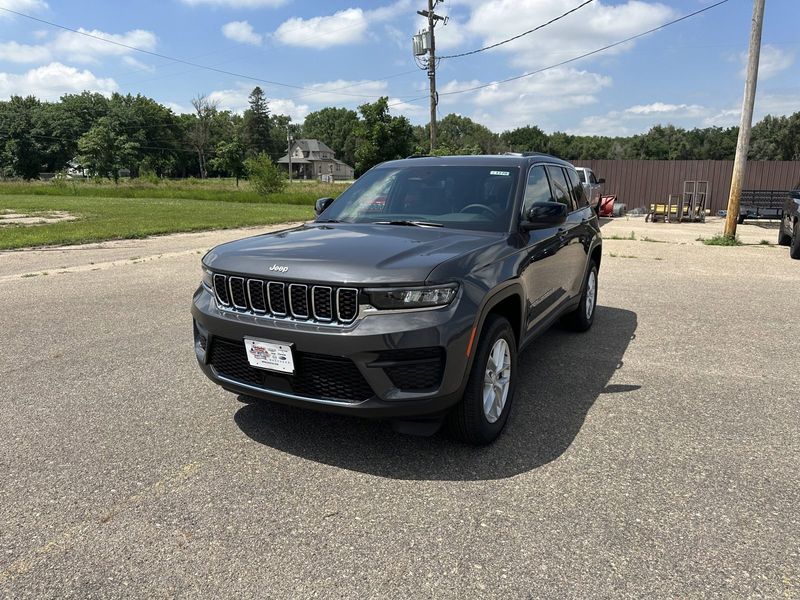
<box><xmin>405</xmin><ymin>154</ymin><xmax>432</xmax><ymax>159</ymax></box>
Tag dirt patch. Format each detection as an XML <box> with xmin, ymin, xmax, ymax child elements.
<box><xmin>0</xmin><ymin>209</ymin><xmax>78</xmax><ymax>226</ymax></box>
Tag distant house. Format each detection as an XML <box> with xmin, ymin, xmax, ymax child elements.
<box><xmin>277</xmin><ymin>139</ymin><xmax>355</xmax><ymax>181</ymax></box>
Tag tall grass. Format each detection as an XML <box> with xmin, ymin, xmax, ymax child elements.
<box><xmin>0</xmin><ymin>178</ymin><xmax>348</xmax><ymax>206</ymax></box>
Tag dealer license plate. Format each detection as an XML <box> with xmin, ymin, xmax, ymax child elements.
<box><xmin>243</xmin><ymin>338</ymin><xmax>295</xmax><ymax>374</ymax></box>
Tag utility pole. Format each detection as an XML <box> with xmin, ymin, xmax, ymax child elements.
<box><xmin>723</xmin><ymin>0</ymin><xmax>765</xmax><ymax>239</ymax></box>
<box><xmin>415</xmin><ymin>0</ymin><xmax>446</xmax><ymax>153</ymax></box>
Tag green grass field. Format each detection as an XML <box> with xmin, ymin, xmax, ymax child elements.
<box><xmin>0</xmin><ymin>178</ymin><xmax>342</xmax><ymax>249</ymax></box>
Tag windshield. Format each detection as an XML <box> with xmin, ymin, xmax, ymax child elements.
<box><xmin>318</xmin><ymin>165</ymin><xmax>520</xmax><ymax>232</ymax></box>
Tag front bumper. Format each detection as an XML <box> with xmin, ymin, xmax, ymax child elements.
<box><xmin>191</xmin><ymin>284</ymin><xmax>476</xmax><ymax>418</ymax></box>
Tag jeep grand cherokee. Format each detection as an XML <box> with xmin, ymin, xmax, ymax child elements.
<box><xmin>192</xmin><ymin>154</ymin><xmax>602</xmax><ymax>444</ymax></box>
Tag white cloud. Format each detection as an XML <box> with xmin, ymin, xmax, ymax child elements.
<box><xmin>274</xmin><ymin>8</ymin><xmax>368</xmax><ymax>48</ymax></box>
<box><xmin>703</xmin><ymin>93</ymin><xmax>800</xmax><ymax>127</ymax></box>
<box><xmin>624</xmin><ymin>103</ymin><xmax>706</xmax><ymax>117</ymax></box>
<box><xmin>272</xmin><ymin>1</ymin><xmax>410</xmax><ymax>48</ymax></box>
<box><xmin>0</xmin><ymin>0</ymin><xmax>48</xmax><ymax>16</ymax></box>
<box><xmin>387</xmin><ymin>97</ymin><xmax>425</xmax><ymax>118</ymax></box>
<box><xmin>222</xmin><ymin>20</ymin><xmax>262</xmax><ymax>46</ymax></box>
<box><xmin>0</xmin><ymin>28</ymin><xmax>157</xmax><ymax>66</ymax></box>
<box><xmin>461</xmin><ymin>0</ymin><xmax>674</xmax><ymax>67</ymax></box>
<box><xmin>740</xmin><ymin>44</ymin><xmax>794</xmax><ymax>80</ymax></box>
<box><xmin>0</xmin><ymin>62</ymin><xmax>117</xmax><ymax>99</ymax></box>
<box><xmin>179</xmin><ymin>0</ymin><xmax>286</xmax><ymax>7</ymax></box>
<box><xmin>575</xmin><ymin>103</ymin><xmax>711</xmax><ymax>136</ymax></box>
<box><xmin>49</xmin><ymin>28</ymin><xmax>157</xmax><ymax>63</ymax></box>
<box><xmin>122</xmin><ymin>56</ymin><xmax>155</xmax><ymax>72</ymax></box>
<box><xmin>0</xmin><ymin>41</ymin><xmax>52</xmax><ymax>63</ymax></box>
<box><xmin>298</xmin><ymin>79</ymin><xmax>389</xmax><ymax>104</ymax></box>
<box><xmin>440</xmin><ymin>67</ymin><xmax>611</xmax><ymax>131</ymax></box>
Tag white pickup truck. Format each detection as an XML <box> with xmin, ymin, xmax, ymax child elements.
<box><xmin>574</xmin><ymin>167</ymin><xmax>604</xmax><ymax>210</ymax></box>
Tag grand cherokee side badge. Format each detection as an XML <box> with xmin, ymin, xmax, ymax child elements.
<box><xmin>269</xmin><ymin>264</ymin><xmax>289</xmax><ymax>273</ymax></box>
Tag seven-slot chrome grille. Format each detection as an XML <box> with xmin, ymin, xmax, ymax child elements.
<box><xmin>212</xmin><ymin>273</ymin><xmax>358</xmax><ymax>324</ymax></box>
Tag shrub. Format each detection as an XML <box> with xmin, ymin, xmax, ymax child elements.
<box><xmin>245</xmin><ymin>153</ymin><xmax>287</xmax><ymax>196</ymax></box>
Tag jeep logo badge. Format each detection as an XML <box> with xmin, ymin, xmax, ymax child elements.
<box><xmin>269</xmin><ymin>264</ymin><xmax>289</xmax><ymax>273</ymax></box>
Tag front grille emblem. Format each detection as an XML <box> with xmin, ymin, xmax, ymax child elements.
<box><xmin>269</xmin><ymin>264</ymin><xmax>289</xmax><ymax>273</ymax></box>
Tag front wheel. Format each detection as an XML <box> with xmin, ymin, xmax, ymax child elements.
<box><xmin>447</xmin><ymin>315</ymin><xmax>517</xmax><ymax>445</ymax></box>
<box><xmin>561</xmin><ymin>262</ymin><xmax>598</xmax><ymax>332</ymax></box>
<box><xmin>778</xmin><ymin>221</ymin><xmax>792</xmax><ymax>246</ymax></box>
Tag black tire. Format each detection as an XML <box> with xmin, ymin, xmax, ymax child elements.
<box><xmin>561</xmin><ymin>262</ymin><xmax>598</xmax><ymax>332</ymax></box>
<box><xmin>778</xmin><ymin>221</ymin><xmax>791</xmax><ymax>246</ymax></box>
<box><xmin>447</xmin><ymin>315</ymin><xmax>517</xmax><ymax>446</ymax></box>
<box><xmin>790</xmin><ymin>221</ymin><xmax>800</xmax><ymax>260</ymax></box>
<box><xmin>737</xmin><ymin>214</ymin><xmax>745</xmax><ymax>225</ymax></box>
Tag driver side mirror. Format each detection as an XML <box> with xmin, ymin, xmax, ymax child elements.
<box><xmin>315</xmin><ymin>197</ymin><xmax>334</xmax><ymax>216</ymax></box>
<box><xmin>597</xmin><ymin>178</ymin><xmax>606</xmax><ymax>184</ymax></box>
<box><xmin>520</xmin><ymin>202</ymin><xmax>567</xmax><ymax>231</ymax></box>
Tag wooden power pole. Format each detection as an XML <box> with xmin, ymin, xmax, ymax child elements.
<box><xmin>416</xmin><ymin>0</ymin><xmax>445</xmax><ymax>153</ymax></box>
<box><xmin>723</xmin><ymin>0</ymin><xmax>766</xmax><ymax>238</ymax></box>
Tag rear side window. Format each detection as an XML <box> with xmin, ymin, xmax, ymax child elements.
<box><xmin>546</xmin><ymin>166</ymin><xmax>572</xmax><ymax>210</ymax></box>
<box><xmin>577</xmin><ymin>170</ymin><xmax>586</xmax><ymax>183</ymax></box>
<box><xmin>522</xmin><ymin>166</ymin><xmax>553</xmax><ymax>216</ymax></box>
<box><xmin>567</xmin><ymin>168</ymin><xmax>589</xmax><ymax>208</ymax></box>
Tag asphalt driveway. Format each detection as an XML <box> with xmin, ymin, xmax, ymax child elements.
<box><xmin>1</xmin><ymin>220</ymin><xmax>798</xmax><ymax>598</ymax></box>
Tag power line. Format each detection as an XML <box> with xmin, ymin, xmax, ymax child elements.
<box><xmin>0</xmin><ymin>6</ymin><xmax>420</xmax><ymax>101</ymax></box>
<box><xmin>436</xmin><ymin>0</ymin><xmax>730</xmax><ymax>99</ymax></box>
<box><xmin>439</xmin><ymin>0</ymin><xmax>595</xmax><ymax>59</ymax></box>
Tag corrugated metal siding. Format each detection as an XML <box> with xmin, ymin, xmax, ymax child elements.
<box><xmin>572</xmin><ymin>160</ymin><xmax>800</xmax><ymax>212</ymax></box>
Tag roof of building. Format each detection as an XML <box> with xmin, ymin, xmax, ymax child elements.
<box><xmin>293</xmin><ymin>139</ymin><xmax>335</xmax><ymax>154</ymax></box>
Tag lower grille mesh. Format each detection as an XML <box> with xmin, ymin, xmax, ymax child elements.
<box><xmin>377</xmin><ymin>347</ymin><xmax>445</xmax><ymax>391</ymax></box>
<box><xmin>208</xmin><ymin>338</ymin><xmax>374</xmax><ymax>403</ymax></box>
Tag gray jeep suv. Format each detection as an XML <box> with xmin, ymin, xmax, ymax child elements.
<box><xmin>192</xmin><ymin>154</ymin><xmax>602</xmax><ymax>444</ymax></box>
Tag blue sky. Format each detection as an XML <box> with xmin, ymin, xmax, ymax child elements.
<box><xmin>0</xmin><ymin>0</ymin><xmax>797</xmax><ymax>135</ymax></box>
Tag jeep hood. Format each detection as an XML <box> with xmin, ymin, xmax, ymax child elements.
<box><xmin>203</xmin><ymin>223</ymin><xmax>502</xmax><ymax>285</ymax></box>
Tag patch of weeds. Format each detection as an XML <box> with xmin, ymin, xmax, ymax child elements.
<box><xmin>641</xmin><ymin>236</ymin><xmax>666</xmax><ymax>243</ymax></box>
<box><xmin>609</xmin><ymin>252</ymin><xmax>638</xmax><ymax>259</ymax></box>
<box><xmin>609</xmin><ymin>252</ymin><xmax>618</xmax><ymax>257</ymax></box>
<box><xmin>21</xmin><ymin>273</ymin><xmax>38</xmax><ymax>278</ymax></box>
<box><xmin>607</xmin><ymin>231</ymin><xmax>637</xmax><ymax>241</ymax></box>
<box><xmin>129</xmin><ymin>256</ymin><xmax>141</xmax><ymax>261</ymax></box>
<box><xmin>699</xmin><ymin>234</ymin><xmax>743</xmax><ymax>246</ymax></box>
<box><xmin>653</xmin><ymin>257</ymin><xmax>664</xmax><ymax>261</ymax></box>
<box><xmin>758</xmin><ymin>239</ymin><xmax>771</xmax><ymax>245</ymax></box>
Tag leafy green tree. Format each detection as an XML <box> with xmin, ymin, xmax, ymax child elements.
<box><xmin>500</xmin><ymin>125</ymin><xmax>548</xmax><ymax>153</ymax></box>
<box><xmin>77</xmin><ymin>116</ymin><xmax>139</xmax><ymax>181</ymax></box>
<box><xmin>268</xmin><ymin>113</ymin><xmax>301</xmax><ymax>161</ymax></box>
<box><xmin>353</xmin><ymin>97</ymin><xmax>415</xmax><ymax>174</ymax></box>
<box><xmin>245</xmin><ymin>152</ymin><xmax>286</xmax><ymax>195</ymax></box>
<box><xmin>243</xmin><ymin>87</ymin><xmax>272</xmax><ymax>157</ymax></box>
<box><xmin>211</xmin><ymin>127</ymin><xmax>247</xmax><ymax>186</ymax></box>
<box><xmin>302</xmin><ymin>107</ymin><xmax>360</xmax><ymax>167</ymax></box>
<box><xmin>0</xmin><ymin>96</ymin><xmax>43</xmax><ymax>179</ymax></box>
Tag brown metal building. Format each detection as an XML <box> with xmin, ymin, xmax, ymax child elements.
<box><xmin>572</xmin><ymin>160</ymin><xmax>800</xmax><ymax>212</ymax></box>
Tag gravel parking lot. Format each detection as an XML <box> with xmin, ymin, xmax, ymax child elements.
<box><xmin>1</xmin><ymin>218</ymin><xmax>798</xmax><ymax>599</ymax></box>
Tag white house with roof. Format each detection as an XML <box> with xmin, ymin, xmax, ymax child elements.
<box><xmin>277</xmin><ymin>139</ymin><xmax>355</xmax><ymax>181</ymax></box>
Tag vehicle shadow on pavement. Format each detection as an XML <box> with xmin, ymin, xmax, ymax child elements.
<box><xmin>234</xmin><ymin>306</ymin><xmax>638</xmax><ymax>481</ymax></box>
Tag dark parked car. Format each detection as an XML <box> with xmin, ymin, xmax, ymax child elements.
<box><xmin>192</xmin><ymin>154</ymin><xmax>602</xmax><ymax>444</ymax></box>
<box><xmin>778</xmin><ymin>190</ymin><xmax>800</xmax><ymax>260</ymax></box>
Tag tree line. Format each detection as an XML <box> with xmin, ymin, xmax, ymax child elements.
<box><xmin>1</xmin><ymin>86</ymin><xmax>799</xmax><ymax>181</ymax></box>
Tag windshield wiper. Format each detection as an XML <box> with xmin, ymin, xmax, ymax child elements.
<box><xmin>316</xmin><ymin>219</ymin><xmax>342</xmax><ymax>223</ymax></box>
<box><xmin>372</xmin><ymin>220</ymin><xmax>443</xmax><ymax>228</ymax></box>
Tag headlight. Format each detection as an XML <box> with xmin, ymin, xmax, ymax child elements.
<box><xmin>366</xmin><ymin>283</ymin><xmax>458</xmax><ymax>310</ymax></box>
<box><xmin>201</xmin><ymin>265</ymin><xmax>214</xmax><ymax>289</ymax></box>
